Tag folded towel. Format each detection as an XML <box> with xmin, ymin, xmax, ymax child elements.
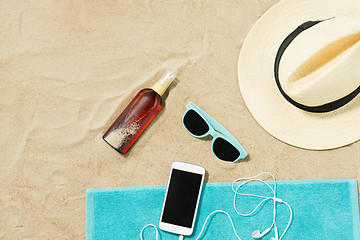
<box><xmin>86</xmin><ymin>179</ymin><xmax>359</xmax><ymax>239</ymax></box>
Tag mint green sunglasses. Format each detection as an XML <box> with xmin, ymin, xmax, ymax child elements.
<box><xmin>182</xmin><ymin>102</ymin><xmax>248</xmax><ymax>163</ymax></box>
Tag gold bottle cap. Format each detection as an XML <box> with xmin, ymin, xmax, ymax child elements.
<box><xmin>152</xmin><ymin>71</ymin><xmax>176</xmax><ymax>96</ymax></box>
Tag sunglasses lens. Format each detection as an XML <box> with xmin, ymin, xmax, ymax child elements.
<box><xmin>183</xmin><ymin>109</ymin><xmax>209</xmax><ymax>136</ymax></box>
<box><xmin>213</xmin><ymin>138</ymin><xmax>240</xmax><ymax>162</ymax></box>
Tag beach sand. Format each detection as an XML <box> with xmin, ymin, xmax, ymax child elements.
<box><xmin>0</xmin><ymin>0</ymin><xmax>359</xmax><ymax>239</ymax></box>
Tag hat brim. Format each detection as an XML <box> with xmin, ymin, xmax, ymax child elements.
<box><xmin>238</xmin><ymin>0</ymin><xmax>360</xmax><ymax>150</ymax></box>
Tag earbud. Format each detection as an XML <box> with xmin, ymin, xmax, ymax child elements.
<box><xmin>252</xmin><ymin>227</ymin><xmax>271</xmax><ymax>238</ymax></box>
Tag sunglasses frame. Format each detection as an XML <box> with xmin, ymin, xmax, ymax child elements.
<box><xmin>182</xmin><ymin>102</ymin><xmax>248</xmax><ymax>163</ymax></box>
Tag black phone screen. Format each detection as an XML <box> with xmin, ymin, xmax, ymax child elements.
<box><xmin>161</xmin><ymin>169</ymin><xmax>203</xmax><ymax>228</ymax></box>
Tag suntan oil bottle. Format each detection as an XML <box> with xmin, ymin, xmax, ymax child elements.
<box><xmin>103</xmin><ymin>71</ymin><xmax>175</xmax><ymax>154</ymax></box>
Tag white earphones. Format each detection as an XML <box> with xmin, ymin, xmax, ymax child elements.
<box><xmin>232</xmin><ymin>172</ymin><xmax>293</xmax><ymax>240</ymax></box>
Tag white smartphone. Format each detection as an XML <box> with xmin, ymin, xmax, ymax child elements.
<box><xmin>159</xmin><ymin>161</ymin><xmax>205</xmax><ymax>236</ymax></box>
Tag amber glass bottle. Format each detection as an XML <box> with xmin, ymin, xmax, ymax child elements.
<box><xmin>103</xmin><ymin>71</ymin><xmax>175</xmax><ymax>154</ymax></box>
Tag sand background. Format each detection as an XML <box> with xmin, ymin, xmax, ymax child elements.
<box><xmin>0</xmin><ymin>0</ymin><xmax>359</xmax><ymax>239</ymax></box>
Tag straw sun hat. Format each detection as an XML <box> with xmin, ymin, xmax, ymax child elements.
<box><xmin>238</xmin><ymin>0</ymin><xmax>360</xmax><ymax>150</ymax></box>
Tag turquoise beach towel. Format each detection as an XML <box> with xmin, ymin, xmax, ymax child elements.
<box><xmin>86</xmin><ymin>179</ymin><xmax>360</xmax><ymax>239</ymax></box>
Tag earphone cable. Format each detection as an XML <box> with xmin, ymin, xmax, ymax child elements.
<box><xmin>232</xmin><ymin>173</ymin><xmax>277</xmax><ymax>225</ymax></box>
<box><xmin>194</xmin><ymin>210</ymin><xmax>242</xmax><ymax>240</ymax></box>
<box><xmin>279</xmin><ymin>200</ymin><xmax>293</xmax><ymax>240</ymax></box>
<box><xmin>140</xmin><ymin>224</ymin><xmax>159</xmax><ymax>240</ymax></box>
